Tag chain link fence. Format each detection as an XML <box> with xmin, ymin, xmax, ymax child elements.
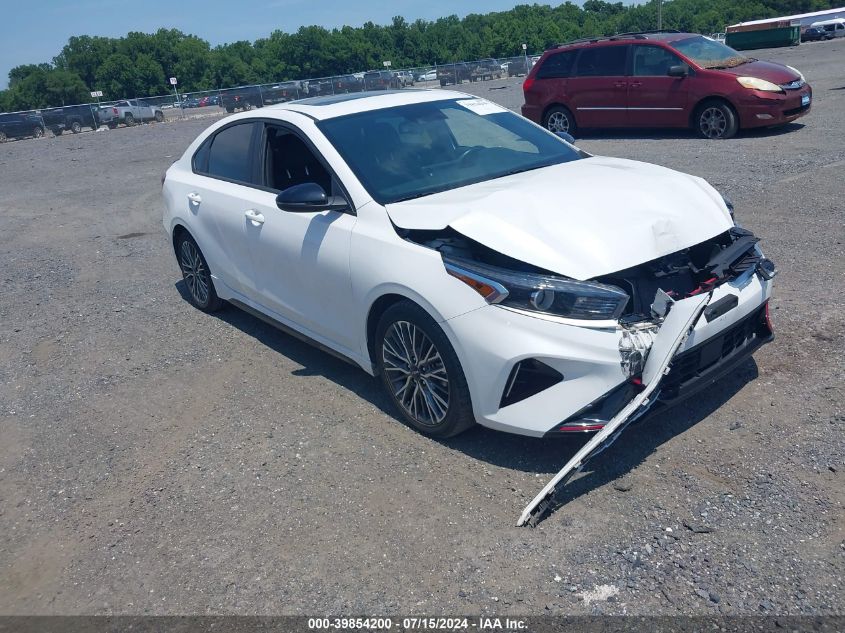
<box><xmin>0</xmin><ymin>55</ymin><xmax>538</xmax><ymax>143</ymax></box>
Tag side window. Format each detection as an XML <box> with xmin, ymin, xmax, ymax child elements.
<box><xmin>205</xmin><ymin>122</ymin><xmax>257</xmax><ymax>183</ymax></box>
<box><xmin>262</xmin><ymin>125</ymin><xmax>332</xmax><ymax>193</ymax></box>
<box><xmin>632</xmin><ymin>45</ymin><xmax>686</xmax><ymax>76</ymax></box>
<box><xmin>574</xmin><ymin>45</ymin><xmax>628</xmax><ymax>77</ymax></box>
<box><xmin>536</xmin><ymin>51</ymin><xmax>577</xmax><ymax>79</ymax></box>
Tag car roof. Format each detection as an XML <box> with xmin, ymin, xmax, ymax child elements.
<box><xmin>548</xmin><ymin>31</ymin><xmax>699</xmax><ymax>53</ymax></box>
<box><xmin>264</xmin><ymin>89</ymin><xmax>469</xmax><ymax>120</ymax></box>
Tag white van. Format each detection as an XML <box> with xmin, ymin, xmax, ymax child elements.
<box><xmin>811</xmin><ymin>18</ymin><xmax>845</xmax><ymax>38</ymax></box>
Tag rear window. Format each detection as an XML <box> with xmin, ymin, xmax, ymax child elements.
<box><xmin>202</xmin><ymin>122</ymin><xmax>257</xmax><ymax>183</ymax></box>
<box><xmin>536</xmin><ymin>50</ymin><xmax>577</xmax><ymax>79</ymax></box>
<box><xmin>574</xmin><ymin>45</ymin><xmax>628</xmax><ymax>77</ymax></box>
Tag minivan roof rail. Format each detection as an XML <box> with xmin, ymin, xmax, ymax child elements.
<box><xmin>546</xmin><ymin>29</ymin><xmax>683</xmax><ymax>50</ymax></box>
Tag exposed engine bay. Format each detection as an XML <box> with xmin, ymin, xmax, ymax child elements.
<box><xmin>403</xmin><ymin>225</ymin><xmax>767</xmax><ymax>321</ymax></box>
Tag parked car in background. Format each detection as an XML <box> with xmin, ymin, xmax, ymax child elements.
<box><xmin>811</xmin><ymin>18</ymin><xmax>845</xmax><ymax>38</ymax></box>
<box><xmin>163</xmin><ymin>90</ymin><xmax>775</xmax><ymax>447</ymax></box>
<box><xmin>470</xmin><ymin>59</ymin><xmax>504</xmax><ymax>81</ymax></box>
<box><xmin>437</xmin><ymin>63</ymin><xmax>472</xmax><ymax>86</ymax></box>
<box><xmin>332</xmin><ymin>75</ymin><xmax>364</xmax><ymax>93</ymax></box>
<box><xmin>522</xmin><ymin>31</ymin><xmax>811</xmax><ymax>139</ymax></box>
<box><xmin>709</xmin><ymin>32</ymin><xmax>727</xmax><ymax>42</ymax></box>
<box><xmin>417</xmin><ymin>69</ymin><xmax>437</xmax><ymax>82</ymax></box>
<box><xmin>221</xmin><ymin>87</ymin><xmax>263</xmax><ymax>113</ymax></box>
<box><xmin>395</xmin><ymin>71</ymin><xmax>415</xmax><ymax>87</ymax></box>
<box><xmin>0</xmin><ymin>113</ymin><xmax>46</xmax><ymax>142</ymax></box>
<box><xmin>40</xmin><ymin>105</ymin><xmax>98</xmax><ymax>135</ymax></box>
<box><xmin>97</xmin><ymin>99</ymin><xmax>164</xmax><ymax>127</ymax></box>
<box><xmin>363</xmin><ymin>70</ymin><xmax>401</xmax><ymax>90</ymax></box>
<box><xmin>507</xmin><ymin>57</ymin><xmax>532</xmax><ymax>77</ymax></box>
<box><xmin>801</xmin><ymin>26</ymin><xmax>835</xmax><ymax>42</ymax></box>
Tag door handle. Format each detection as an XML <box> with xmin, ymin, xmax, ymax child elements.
<box><xmin>187</xmin><ymin>192</ymin><xmax>202</xmax><ymax>204</ymax></box>
<box><xmin>614</xmin><ymin>81</ymin><xmax>627</xmax><ymax>88</ymax></box>
<box><xmin>630</xmin><ymin>82</ymin><xmax>642</xmax><ymax>88</ymax></box>
<box><xmin>244</xmin><ymin>209</ymin><xmax>265</xmax><ymax>225</ymax></box>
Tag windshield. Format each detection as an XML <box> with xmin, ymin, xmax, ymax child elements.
<box><xmin>670</xmin><ymin>35</ymin><xmax>751</xmax><ymax>69</ymax></box>
<box><xmin>317</xmin><ymin>98</ymin><xmax>583</xmax><ymax>204</ymax></box>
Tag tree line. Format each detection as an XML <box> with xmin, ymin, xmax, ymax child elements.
<box><xmin>0</xmin><ymin>0</ymin><xmax>836</xmax><ymax>112</ymax></box>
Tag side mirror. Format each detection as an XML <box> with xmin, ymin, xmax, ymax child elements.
<box><xmin>554</xmin><ymin>131</ymin><xmax>576</xmax><ymax>144</ymax></box>
<box><xmin>667</xmin><ymin>65</ymin><xmax>688</xmax><ymax>78</ymax></box>
<box><xmin>276</xmin><ymin>182</ymin><xmax>348</xmax><ymax>213</ymax></box>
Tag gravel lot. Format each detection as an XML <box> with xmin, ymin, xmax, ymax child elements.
<box><xmin>1</xmin><ymin>41</ymin><xmax>843</xmax><ymax>617</ymax></box>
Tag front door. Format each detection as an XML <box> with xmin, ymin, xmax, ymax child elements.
<box><xmin>627</xmin><ymin>45</ymin><xmax>691</xmax><ymax>128</ymax></box>
<box><xmin>567</xmin><ymin>44</ymin><xmax>629</xmax><ymax>128</ymax></box>
<box><xmin>245</xmin><ymin>123</ymin><xmax>358</xmax><ymax>351</ymax></box>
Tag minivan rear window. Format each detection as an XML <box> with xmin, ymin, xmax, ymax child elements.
<box><xmin>536</xmin><ymin>50</ymin><xmax>577</xmax><ymax>79</ymax></box>
<box><xmin>574</xmin><ymin>45</ymin><xmax>628</xmax><ymax>77</ymax></box>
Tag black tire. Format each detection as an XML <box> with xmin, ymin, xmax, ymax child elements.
<box><xmin>154</xmin><ymin>111</ymin><xmax>164</xmax><ymax>123</ymax></box>
<box><xmin>0</xmin><ymin>131</ymin><xmax>6</xmax><ymax>143</ymax></box>
<box><xmin>175</xmin><ymin>233</ymin><xmax>223</xmax><ymax>313</ymax></box>
<box><xmin>124</xmin><ymin>113</ymin><xmax>136</xmax><ymax>127</ymax></box>
<box><xmin>694</xmin><ymin>99</ymin><xmax>738</xmax><ymax>139</ymax></box>
<box><xmin>225</xmin><ymin>106</ymin><xmax>235</xmax><ymax>113</ymax></box>
<box><xmin>53</xmin><ymin>128</ymin><xmax>63</xmax><ymax>136</ymax></box>
<box><xmin>108</xmin><ymin>122</ymin><xmax>118</xmax><ymax>129</ymax></box>
<box><xmin>375</xmin><ymin>301</ymin><xmax>475</xmax><ymax>438</ymax></box>
<box><xmin>542</xmin><ymin>105</ymin><xmax>577</xmax><ymax>137</ymax></box>
<box><xmin>33</xmin><ymin>126</ymin><xmax>44</xmax><ymax>139</ymax></box>
<box><xmin>70</xmin><ymin>121</ymin><xmax>82</xmax><ymax>133</ymax></box>
<box><xmin>243</xmin><ymin>101</ymin><xmax>253</xmax><ymax>111</ymax></box>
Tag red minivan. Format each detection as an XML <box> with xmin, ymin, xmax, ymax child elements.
<box><xmin>521</xmin><ymin>31</ymin><xmax>812</xmax><ymax>139</ymax></box>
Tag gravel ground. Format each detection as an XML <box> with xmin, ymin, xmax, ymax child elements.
<box><xmin>1</xmin><ymin>42</ymin><xmax>843</xmax><ymax>617</ymax></box>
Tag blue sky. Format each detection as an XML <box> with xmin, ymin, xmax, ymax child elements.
<box><xmin>1</xmin><ymin>0</ymin><xmax>547</xmax><ymax>89</ymax></box>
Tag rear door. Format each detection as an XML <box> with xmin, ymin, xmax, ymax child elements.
<box><xmin>627</xmin><ymin>44</ymin><xmax>691</xmax><ymax>128</ymax></box>
<box><xmin>567</xmin><ymin>44</ymin><xmax>629</xmax><ymax>128</ymax></box>
<box><xmin>182</xmin><ymin>121</ymin><xmax>264</xmax><ymax>296</ymax></box>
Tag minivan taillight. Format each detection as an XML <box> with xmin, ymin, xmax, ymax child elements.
<box><xmin>523</xmin><ymin>77</ymin><xmax>535</xmax><ymax>92</ymax></box>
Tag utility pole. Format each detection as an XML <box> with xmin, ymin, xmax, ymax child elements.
<box><xmin>657</xmin><ymin>0</ymin><xmax>663</xmax><ymax>30</ymax></box>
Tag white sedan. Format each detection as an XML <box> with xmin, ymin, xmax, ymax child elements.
<box><xmin>162</xmin><ymin>90</ymin><xmax>775</xmax><ymax>440</ymax></box>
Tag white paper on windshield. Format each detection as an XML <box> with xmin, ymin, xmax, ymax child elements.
<box><xmin>457</xmin><ymin>98</ymin><xmax>508</xmax><ymax>115</ymax></box>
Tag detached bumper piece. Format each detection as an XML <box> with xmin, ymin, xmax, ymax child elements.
<box><xmin>517</xmin><ymin>293</ymin><xmax>711</xmax><ymax>527</ymax></box>
<box><xmin>546</xmin><ymin>301</ymin><xmax>772</xmax><ymax>436</ymax></box>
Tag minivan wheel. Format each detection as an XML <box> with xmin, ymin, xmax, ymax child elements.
<box><xmin>696</xmin><ymin>100</ymin><xmax>738</xmax><ymax>139</ymax></box>
<box><xmin>176</xmin><ymin>233</ymin><xmax>223</xmax><ymax>313</ymax></box>
<box><xmin>375</xmin><ymin>301</ymin><xmax>475</xmax><ymax>438</ymax></box>
<box><xmin>70</xmin><ymin>121</ymin><xmax>82</xmax><ymax>133</ymax></box>
<box><xmin>543</xmin><ymin>106</ymin><xmax>577</xmax><ymax>136</ymax></box>
<box><xmin>33</xmin><ymin>126</ymin><xmax>44</xmax><ymax>138</ymax></box>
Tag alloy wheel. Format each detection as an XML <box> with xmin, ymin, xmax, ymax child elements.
<box><xmin>547</xmin><ymin>111</ymin><xmax>570</xmax><ymax>133</ymax></box>
<box><xmin>179</xmin><ymin>240</ymin><xmax>210</xmax><ymax>305</ymax></box>
<box><xmin>382</xmin><ymin>320</ymin><xmax>450</xmax><ymax>426</ymax></box>
<box><xmin>699</xmin><ymin>107</ymin><xmax>727</xmax><ymax>139</ymax></box>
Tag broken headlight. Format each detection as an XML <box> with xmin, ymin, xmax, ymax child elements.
<box><xmin>444</xmin><ymin>257</ymin><xmax>629</xmax><ymax>321</ymax></box>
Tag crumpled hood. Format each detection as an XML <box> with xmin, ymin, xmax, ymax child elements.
<box><xmin>385</xmin><ymin>156</ymin><xmax>733</xmax><ymax>280</ymax></box>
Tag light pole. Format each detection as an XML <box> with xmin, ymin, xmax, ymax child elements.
<box><xmin>657</xmin><ymin>0</ymin><xmax>663</xmax><ymax>30</ymax></box>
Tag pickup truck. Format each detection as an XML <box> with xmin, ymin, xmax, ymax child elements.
<box><xmin>97</xmin><ymin>99</ymin><xmax>164</xmax><ymax>127</ymax></box>
<box><xmin>0</xmin><ymin>113</ymin><xmax>46</xmax><ymax>142</ymax></box>
<box><xmin>40</xmin><ymin>105</ymin><xmax>99</xmax><ymax>135</ymax></box>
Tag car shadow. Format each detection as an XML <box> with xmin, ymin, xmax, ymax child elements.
<box><xmin>177</xmin><ymin>280</ymin><xmax>760</xmax><ymax>509</ymax></box>
<box><xmin>577</xmin><ymin>122</ymin><xmax>804</xmax><ymax>140</ymax></box>
<box><xmin>176</xmin><ymin>280</ymin><xmax>396</xmax><ymax>416</ymax></box>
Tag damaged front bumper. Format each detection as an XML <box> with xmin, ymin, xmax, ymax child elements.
<box><xmin>549</xmin><ymin>299</ymin><xmax>773</xmax><ymax>435</ymax></box>
<box><xmin>444</xmin><ymin>265</ymin><xmax>773</xmax><ymax>438</ymax></box>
